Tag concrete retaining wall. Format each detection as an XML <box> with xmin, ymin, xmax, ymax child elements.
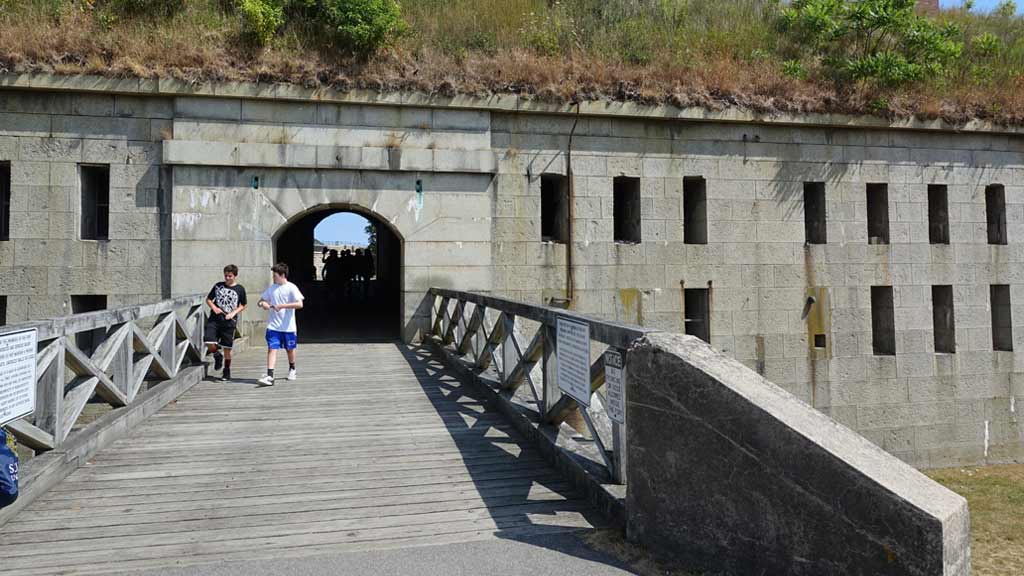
<box><xmin>626</xmin><ymin>332</ymin><xmax>970</xmax><ymax>576</ymax></box>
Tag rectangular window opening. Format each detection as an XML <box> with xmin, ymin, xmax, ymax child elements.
<box><xmin>928</xmin><ymin>184</ymin><xmax>950</xmax><ymax>245</ymax></box>
<box><xmin>71</xmin><ymin>294</ymin><xmax>107</xmax><ymax>353</ymax></box>
<box><xmin>866</xmin><ymin>183</ymin><xmax>890</xmax><ymax>245</ymax></box>
<box><xmin>683</xmin><ymin>177</ymin><xmax>708</xmax><ymax>245</ymax></box>
<box><xmin>871</xmin><ymin>286</ymin><xmax>896</xmax><ymax>356</ymax></box>
<box><xmin>932</xmin><ymin>285</ymin><xmax>956</xmax><ymax>354</ymax></box>
<box><xmin>0</xmin><ymin>295</ymin><xmax>6</xmax><ymax>326</ymax></box>
<box><xmin>804</xmin><ymin>182</ymin><xmax>827</xmax><ymax>244</ymax></box>
<box><xmin>814</xmin><ymin>334</ymin><xmax>827</xmax><ymax>349</ymax></box>
<box><xmin>684</xmin><ymin>288</ymin><xmax>710</xmax><ymax>343</ymax></box>
<box><xmin>986</xmin><ymin>184</ymin><xmax>1007</xmax><ymax>245</ymax></box>
<box><xmin>540</xmin><ymin>174</ymin><xmax>568</xmax><ymax>244</ymax></box>
<box><xmin>991</xmin><ymin>284</ymin><xmax>1013</xmax><ymax>352</ymax></box>
<box><xmin>81</xmin><ymin>164</ymin><xmax>110</xmax><ymax>241</ymax></box>
<box><xmin>613</xmin><ymin>176</ymin><xmax>642</xmax><ymax>244</ymax></box>
<box><xmin>0</xmin><ymin>162</ymin><xmax>10</xmax><ymax>242</ymax></box>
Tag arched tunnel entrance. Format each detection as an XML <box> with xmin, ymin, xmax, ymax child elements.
<box><xmin>275</xmin><ymin>207</ymin><xmax>402</xmax><ymax>342</ymax></box>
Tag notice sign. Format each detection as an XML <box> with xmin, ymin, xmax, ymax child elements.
<box><xmin>605</xmin><ymin>349</ymin><xmax>625</xmax><ymax>424</ymax></box>
<box><xmin>0</xmin><ymin>329</ymin><xmax>37</xmax><ymax>426</ymax></box>
<box><xmin>556</xmin><ymin>317</ymin><xmax>591</xmax><ymax>407</ymax></box>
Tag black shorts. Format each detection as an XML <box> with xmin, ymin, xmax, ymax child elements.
<box><xmin>204</xmin><ymin>318</ymin><xmax>237</xmax><ymax>349</ymax></box>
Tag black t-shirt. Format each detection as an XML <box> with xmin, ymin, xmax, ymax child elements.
<box><xmin>207</xmin><ymin>282</ymin><xmax>247</xmax><ymax>323</ymax></box>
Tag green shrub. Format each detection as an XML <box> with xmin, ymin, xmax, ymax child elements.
<box><xmin>779</xmin><ymin>0</ymin><xmax>963</xmax><ymax>87</ymax></box>
<box><xmin>236</xmin><ymin>0</ymin><xmax>285</xmax><ymax>46</ymax></box>
<box><xmin>103</xmin><ymin>0</ymin><xmax>186</xmax><ymax>18</ymax></box>
<box><xmin>318</xmin><ymin>0</ymin><xmax>405</xmax><ymax>55</ymax></box>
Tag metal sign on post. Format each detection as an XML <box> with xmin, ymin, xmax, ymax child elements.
<box><xmin>556</xmin><ymin>316</ymin><xmax>591</xmax><ymax>407</ymax></box>
<box><xmin>0</xmin><ymin>328</ymin><xmax>37</xmax><ymax>426</ymax></box>
<box><xmin>605</xmin><ymin>348</ymin><xmax>625</xmax><ymax>424</ymax></box>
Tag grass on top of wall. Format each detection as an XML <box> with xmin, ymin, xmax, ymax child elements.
<box><xmin>3</xmin><ymin>1</ymin><xmax>1024</xmax><ymax>124</ymax></box>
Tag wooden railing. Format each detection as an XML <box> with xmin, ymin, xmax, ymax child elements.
<box><xmin>428</xmin><ymin>288</ymin><xmax>654</xmax><ymax>484</ymax></box>
<box><xmin>0</xmin><ymin>295</ymin><xmax>206</xmax><ymax>454</ymax></box>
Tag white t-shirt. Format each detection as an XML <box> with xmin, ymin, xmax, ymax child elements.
<box><xmin>260</xmin><ymin>282</ymin><xmax>305</xmax><ymax>333</ymax></box>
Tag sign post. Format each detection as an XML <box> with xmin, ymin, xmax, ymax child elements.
<box><xmin>605</xmin><ymin>348</ymin><xmax>625</xmax><ymax>425</ymax></box>
<box><xmin>0</xmin><ymin>329</ymin><xmax>37</xmax><ymax>427</ymax></box>
<box><xmin>556</xmin><ymin>316</ymin><xmax>591</xmax><ymax>407</ymax></box>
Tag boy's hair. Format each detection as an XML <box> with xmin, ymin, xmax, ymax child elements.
<box><xmin>271</xmin><ymin>262</ymin><xmax>289</xmax><ymax>278</ymax></box>
<box><xmin>223</xmin><ymin>264</ymin><xmax>239</xmax><ymax>275</ymax></box>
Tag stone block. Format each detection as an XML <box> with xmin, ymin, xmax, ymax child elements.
<box><xmin>113</xmin><ymin>96</ymin><xmax>174</xmax><ymax>119</ymax></box>
<box><xmin>0</xmin><ymin>112</ymin><xmax>52</xmax><ymax>137</ymax></box>
<box><xmin>627</xmin><ymin>333</ymin><xmax>970</xmax><ymax>576</ymax></box>
<box><xmin>241</xmin><ymin>100</ymin><xmax>316</xmax><ymax>124</ymax></box>
<box><xmin>433</xmin><ymin>109</ymin><xmax>489</xmax><ymax>132</ymax></box>
<box><xmin>51</xmin><ymin>116</ymin><xmax>151</xmax><ymax>141</ymax></box>
<box><xmin>19</xmin><ymin>138</ymin><xmax>82</xmax><ymax>163</ymax></box>
<box><xmin>175</xmin><ymin>97</ymin><xmax>242</xmax><ymax>121</ymax></box>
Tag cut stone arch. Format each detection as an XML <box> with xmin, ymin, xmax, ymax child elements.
<box><xmin>274</xmin><ymin>203</ymin><xmax>404</xmax><ymax>342</ymax></box>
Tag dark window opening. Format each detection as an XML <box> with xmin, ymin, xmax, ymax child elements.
<box><xmin>871</xmin><ymin>286</ymin><xmax>896</xmax><ymax>356</ymax></box>
<box><xmin>991</xmin><ymin>284</ymin><xmax>1013</xmax><ymax>352</ymax></box>
<box><xmin>928</xmin><ymin>184</ymin><xmax>950</xmax><ymax>245</ymax></box>
<box><xmin>684</xmin><ymin>177</ymin><xmax>708</xmax><ymax>244</ymax></box>
<box><xmin>81</xmin><ymin>165</ymin><xmax>110</xmax><ymax>241</ymax></box>
<box><xmin>541</xmin><ymin>174</ymin><xmax>568</xmax><ymax>244</ymax></box>
<box><xmin>0</xmin><ymin>162</ymin><xmax>10</xmax><ymax>241</ymax></box>
<box><xmin>71</xmin><ymin>294</ymin><xmax>107</xmax><ymax>354</ymax></box>
<box><xmin>932</xmin><ymin>285</ymin><xmax>956</xmax><ymax>353</ymax></box>
<box><xmin>814</xmin><ymin>334</ymin><xmax>827</xmax><ymax>349</ymax></box>
<box><xmin>804</xmin><ymin>182</ymin><xmax>827</xmax><ymax>244</ymax></box>
<box><xmin>0</xmin><ymin>296</ymin><xmax>6</xmax><ymax>326</ymax></box>
<box><xmin>986</xmin><ymin>184</ymin><xmax>1007</xmax><ymax>245</ymax></box>
<box><xmin>613</xmin><ymin>176</ymin><xmax>641</xmax><ymax>244</ymax></box>
<box><xmin>684</xmin><ymin>288</ymin><xmax>710</xmax><ymax>343</ymax></box>
<box><xmin>866</xmin><ymin>183</ymin><xmax>890</xmax><ymax>244</ymax></box>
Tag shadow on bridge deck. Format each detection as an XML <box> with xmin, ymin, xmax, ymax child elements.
<box><xmin>0</xmin><ymin>343</ymin><xmax>634</xmax><ymax>575</ymax></box>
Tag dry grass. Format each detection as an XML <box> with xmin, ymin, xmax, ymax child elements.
<box><xmin>0</xmin><ymin>1</ymin><xmax>1023</xmax><ymax>124</ymax></box>
<box><xmin>583</xmin><ymin>529</ymin><xmax>703</xmax><ymax>576</ymax></box>
<box><xmin>928</xmin><ymin>464</ymin><xmax>1024</xmax><ymax>576</ymax></box>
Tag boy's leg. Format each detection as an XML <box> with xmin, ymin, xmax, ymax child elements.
<box><xmin>286</xmin><ymin>334</ymin><xmax>298</xmax><ymax>380</ymax></box>
<box><xmin>259</xmin><ymin>330</ymin><xmax>280</xmax><ymax>386</ymax></box>
<box><xmin>222</xmin><ymin>347</ymin><xmax>233</xmax><ymax>380</ymax></box>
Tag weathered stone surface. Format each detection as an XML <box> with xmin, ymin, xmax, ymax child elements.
<box><xmin>626</xmin><ymin>332</ymin><xmax>970</xmax><ymax>576</ymax></box>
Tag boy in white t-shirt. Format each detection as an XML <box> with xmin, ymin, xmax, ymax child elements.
<box><xmin>256</xmin><ymin>263</ymin><xmax>305</xmax><ymax>386</ymax></box>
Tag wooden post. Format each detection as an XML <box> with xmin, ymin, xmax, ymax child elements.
<box><xmin>116</xmin><ymin>323</ymin><xmax>135</xmax><ymax>402</ymax></box>
<box><xmin>541</xmin><ymin>323</ymin><xmax>561</xmax><ymax>418</ymax></box>
<box><xmin>34</xmin><ymin>339</ymin><xmax>66</xmax><ymax>448</ymax></box>
<box><xmin>501</xmin><ymin>314</ymin><xmax>516</xmax><ymax>385</ymax></box>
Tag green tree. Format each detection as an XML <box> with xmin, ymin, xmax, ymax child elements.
<box><xmin>364</xmin><ymin>222</ymin><xmax>378</xmax><ymax>253</ymax></box>
<box><xmin>779</xmin><ymin>0</ymin><xmax>963</xmax><ymax>87</ymax></box>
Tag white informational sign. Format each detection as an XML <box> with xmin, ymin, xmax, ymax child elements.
<box><xmin>605</xmin><ymin>349</ymin><xmax>625</xmax><ymax>425</ymax></box>
<box><xmin>0</xmin><ymin>328</ymin><xmax>37</xmax><ymax>426</ymax></box>
<box><xmin>556</xmin><ymin>317</ymin><xmax>591</xmax><ymax>407</ymax></box>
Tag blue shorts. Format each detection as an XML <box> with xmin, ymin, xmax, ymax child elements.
<box><xmin>266</xmin><ymin>330</ymin><xmax>298</xmax><ymax>350</ymax></box>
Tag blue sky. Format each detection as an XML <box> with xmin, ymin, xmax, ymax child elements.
<box><xmin>942</xmin><ymin>0</ymin><xmax>1023</xmax><ymax>11</ymax></box>
<box><xmin>314</xmin><ymin>212</ymin><xmax>371</xmax><ymax>245</ymax></box>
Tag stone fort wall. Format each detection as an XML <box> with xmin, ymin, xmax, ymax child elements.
<box><xmin>0</xmin><ymin>78</ymin><xmax>1021</xmax><ymax>468</ymax></box>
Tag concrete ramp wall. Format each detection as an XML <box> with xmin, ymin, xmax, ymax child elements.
<box><xmin>626</xmin><ymin>333</ymin><xmax>970</xmax><ymax>576</ymax></box>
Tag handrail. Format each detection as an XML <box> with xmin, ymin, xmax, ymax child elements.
<box><xmin>428</xmin><ymin>287</ymin><xmax>656</xmax><ymax>484</ymax></box>
<box><xmin>1</xmin><ymin>295</ymin><xmax>207</xmax><ymax>454</ymax></box>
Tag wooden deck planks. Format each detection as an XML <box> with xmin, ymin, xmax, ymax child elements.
<box><xmin>0</xmin><ymin>343</ymin><xmax>602</xmax><ymax>575</ymax></box>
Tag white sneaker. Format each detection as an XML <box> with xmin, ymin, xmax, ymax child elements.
<box><xmin>287</xmin><ymin>369</ymin><xmax>297</xmax><ymax>381</ymax></box>
<box><xmin>258</xmin><ymin>374</ymin><xmax>274</xmax><ymax>386</ymax></box>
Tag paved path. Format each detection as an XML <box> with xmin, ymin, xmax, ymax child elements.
<box><xmin>0</xmin><ymin>343</ymin><xmax>617</xmax><ymax>575</ymax></box>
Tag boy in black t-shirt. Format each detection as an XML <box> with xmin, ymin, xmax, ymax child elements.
<box><xmin>205</xmin><ymin>264</ymin><xmax>248</xmax><ymax>381</ymax></box>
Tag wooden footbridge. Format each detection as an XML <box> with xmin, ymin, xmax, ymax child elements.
<box><xmin>0</xmin><ymin>291</ymin><xmax>971</xmax><ymax>576</ymax></box>
<box><xmin>0</xmin><ymin>293</ymin><xmax>630</xmax><ymax>575</ymax></box>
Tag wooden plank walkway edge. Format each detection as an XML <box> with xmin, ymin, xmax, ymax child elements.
<box><xmin>424</xmin><ymin>336</ymin><xmax>628</xmax><ymax>528</ymax></box>
<box><xmin>0</xmin><ymin>365</ymin><xmax>207</xmax><ymax>529</ymax></box>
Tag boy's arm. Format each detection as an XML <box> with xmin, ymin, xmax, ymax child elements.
<box><xmin>225</xmin><ymin>303</ymin><xmax>247</xmax><ymax>320</ymax></box>
<box><xmin>206</xmin><ymin>289</ymin><xmax>223</xmax><ymax>316</ymax></box>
